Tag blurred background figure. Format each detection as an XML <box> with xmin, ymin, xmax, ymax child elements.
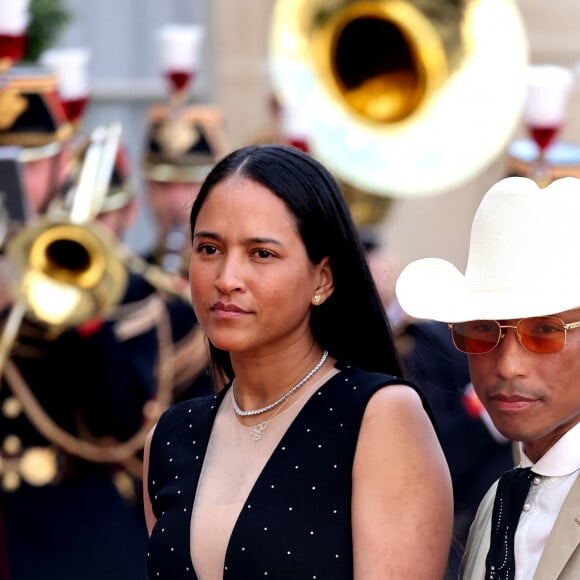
<box><xmin>0</xmin><ymin>9</ymin><xmax>213</xmax><ymax>578</ymax></box>
<box><xmin>140</xmin><ymin>22</ymin><xmax>231</xmax><ymax>279</ymax></box>
<box><xmin>37</xmin><ymin>21</ymin><xmax>214</xmax><ymax>400</ymax></box>
<box><xmin>74</xmin><ymin>125</ymin><xmax>214</xmax><ymax>404</ymax></box>
<box><xmin>141</xmin><ymin>103</ymin><xmax>230</xmax><ymax>277</ymax></box>
<box><xmin>0</xmin><ymin>66</ymin><xmax>153</xmax><ymax>580</ymax></box>
<box><xmin>0</xmin><ymin>65</ymin><xmax>73</xmax><ymax>222</ymax></box>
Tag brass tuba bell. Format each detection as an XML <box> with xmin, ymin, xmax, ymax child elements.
<box><xmin>269</xmin><ymin>0</ymin><xmax>530</xmax><ymax>198</ymax></box>
<box><xmin>0</xmin><ymin>123</ymin><xmax>128</xmax><ymax>373</ymax></box>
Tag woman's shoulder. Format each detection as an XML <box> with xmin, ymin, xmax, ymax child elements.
<box><xmin>153</xmin><ymin>391</ymin><xmax>225</xmax><ymax>438</ymax></box>
<box><xmin>332</xmin><ymin>363</ymin><xmax>433</xmax><ymax>425</ymax></box>
<box><xmin>164</xmin><ymin>390</ymin><xmax>221</xmax><ymax>415</ymax></box>
<box><xmin>318</xmin><ymin>363</ymin><xmax>417</xmax><ymax>412</ymax></box>
<box><xmin>333</xmin><ymin>362</ymin><xmax>417</xmax><ymax>391</ymax></box>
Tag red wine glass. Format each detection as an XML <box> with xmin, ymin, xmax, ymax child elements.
<box><xmin>524</xmin><ymin>65</ymin><xmax>573</xmax><ymax>186</ymax></box>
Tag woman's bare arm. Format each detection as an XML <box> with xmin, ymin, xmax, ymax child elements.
<box><xmin>142</xmin><ymin>425</ymin><xmax>157</xmax><ymax>537</ymax></box>
<box><xmin>352</xmin><ymin>384</ymin><xmax>453</xmax><ymax>579</ymax></box>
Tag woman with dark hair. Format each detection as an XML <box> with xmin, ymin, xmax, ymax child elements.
<box><xmin>143</xmin><ymin>144</ymin><xmax>453</xmax><ymax>579</ymax></box>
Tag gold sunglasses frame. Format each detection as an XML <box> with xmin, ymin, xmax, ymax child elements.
<box><xmin>448</xmin><ymin>316</ymin><xmax>580</xmax><ymax>354</ymax></box>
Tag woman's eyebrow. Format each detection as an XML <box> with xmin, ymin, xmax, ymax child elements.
<box><xmin>193</xmin><ymin>231</ymin><xmax>283</xmax><ymax>246</ymax></box>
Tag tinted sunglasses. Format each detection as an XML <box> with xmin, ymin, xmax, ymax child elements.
<box><xmin>449</xmin><ymin>316</ymin><xmax>580</xmax><ymax>354</ymax></box>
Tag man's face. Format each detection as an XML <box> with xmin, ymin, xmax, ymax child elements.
<box><xmin>96</xmin><ymin>201</ymin><xmax>136</xmax><ymax>240</ymax></box>
<box><xmin>468</xmin><ymin>308</ymin><xmax>580</xmax><ymax>461</ymax></box>
<box><xmin>146</xmin><ymin>179</ymin><xmax>202</xmax><ymax>237</ymax></box>
<box><xmin>21</xmin><ymin>146</ymin><xmax>73</xmax><ymax>217</ymax></box>
<box><xmin>21</xmin><ymin>156</ymin><xmax>57</xmax><ymax>215</ymax></box>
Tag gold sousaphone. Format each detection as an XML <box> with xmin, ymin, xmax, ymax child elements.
<box><xmin>269</xmin><ymin>0</ymin><xmax>529</xmax><ymax>202</ymax></box>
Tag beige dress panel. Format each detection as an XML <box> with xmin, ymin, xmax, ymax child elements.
<box><xmin>190</xmin><ymin>367</ymin><xmax>339</xmax><ymax>580</ymax></box>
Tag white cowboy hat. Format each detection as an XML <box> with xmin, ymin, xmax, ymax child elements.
<box><xmin>395</xmin><ymin>176</ymin><xmax>580</xmax><ymax>322</ymax></box>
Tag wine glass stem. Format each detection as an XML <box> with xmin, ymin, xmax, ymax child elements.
<box><xmin>530</xmin><ymin>148</ymin><xmax>551</xmax><ymax>187</ymax></box>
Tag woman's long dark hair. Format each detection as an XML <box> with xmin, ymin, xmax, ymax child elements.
<box><xmin>189</xmin><ymin>143</ymin><xmax>403</xmax><ymax>384</ymax></box>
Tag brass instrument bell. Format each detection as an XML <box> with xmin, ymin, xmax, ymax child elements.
<box><xmin>269</xmin><ymin>0</ymin><xmax>529</xmax><ymax>197</ymax></box>
<box><xmin>0</xmin><ymin>124</ymin><xmax>129</xmax><ymax>373</ymax></box>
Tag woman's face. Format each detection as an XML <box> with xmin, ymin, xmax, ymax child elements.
<box><xmin>189</xmin><ymin>174</ymin><xmax>331</xmax><ymax>357</ymax></box>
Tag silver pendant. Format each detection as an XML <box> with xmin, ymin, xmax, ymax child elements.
<box><xmin>249</xmin><ymin>422</ymin><xmax>268</xmax><ymax>441</ymax></box>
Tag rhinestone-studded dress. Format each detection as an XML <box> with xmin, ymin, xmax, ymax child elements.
<box><xmin>147</xmin><ymin>364</ymin><xmax>417</xmax><ymax>579</ymax></box>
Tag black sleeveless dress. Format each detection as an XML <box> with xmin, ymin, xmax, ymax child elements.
<box><xmin>147</xmin><ymin>364</ymin><xmax>418</xmax><ymax>579</ymax></box>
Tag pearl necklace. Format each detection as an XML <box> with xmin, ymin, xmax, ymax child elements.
<box><xmin>231</xmin><ymin>350</ymin><xmax>329</xmax><ymax>417</ymax></box>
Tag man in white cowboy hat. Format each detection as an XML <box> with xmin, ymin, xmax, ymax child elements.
<box><xmin>396</xmin><ymin>176</ymin><xmax>580</xmax><ymax>580</ymax></box>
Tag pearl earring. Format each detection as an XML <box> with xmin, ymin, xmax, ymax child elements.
<box><xmin>313</xmin><ymin>294</ymin><xmax>322</xmax><ymax>305</ymax></box>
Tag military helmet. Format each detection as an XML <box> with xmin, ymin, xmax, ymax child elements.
<box><xmin>141</xmin><ymin>104</ymin><xmax>230</xmax><ymax>184</ymax></box>
<box><xmin>0</xmin><ymin>65</ymin><xmax>72</xmax><ymax>162</ymax></box>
